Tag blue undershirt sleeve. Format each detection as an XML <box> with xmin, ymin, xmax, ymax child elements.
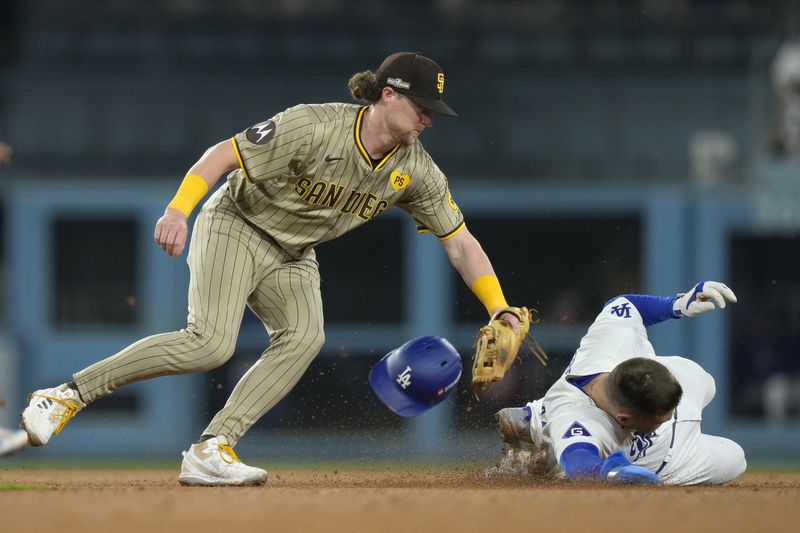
<box><xmin>559</xmin><ymin>442</ymin><xmax>603</xmax><ymax>480</ymax></box>
<box><xmin>620</xmin><ymin>294</ymin><xmax>680</xmax><ymax>327</ymax></box>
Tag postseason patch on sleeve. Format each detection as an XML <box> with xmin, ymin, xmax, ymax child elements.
<box><xmin>562</xmin><ymin>421</ymin><xmax>592</xmax><ymax>439</ymax></box>
<box><xmin>245</xmin><ymin>120</ymin><xmax>277</xmax><ymax>145</ymax></box>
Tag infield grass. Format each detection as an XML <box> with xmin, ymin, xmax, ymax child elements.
<box><xmin>0</xmin><ymin>482</ymin><xmax>49</xmax><ymax>491</ymax></box>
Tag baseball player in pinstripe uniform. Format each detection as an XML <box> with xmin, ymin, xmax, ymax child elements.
<box><xmin>21</xmin><ymin>52</ymin><xmax>524</xmax><ymax>486</ymax></box>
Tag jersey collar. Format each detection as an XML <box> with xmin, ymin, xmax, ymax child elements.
<box><xmin>354</xmin><ymin>106</ymin><xmax>400</xmax><ymax>172</ymax></box>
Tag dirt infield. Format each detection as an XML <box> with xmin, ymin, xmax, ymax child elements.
<box><xmin>1</xmin><ymin>468</ymin><xmax>798</xmax><ymax>533</ymax></box>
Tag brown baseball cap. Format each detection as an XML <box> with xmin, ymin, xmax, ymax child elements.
<box><xmin>376</xmin><ymin>52</ymin><xmax>458</xmax><ymax>117</ymax></box>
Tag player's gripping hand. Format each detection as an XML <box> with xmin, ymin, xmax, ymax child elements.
<box><xmin>493</xmin><ymin>308</ymin><xmax>520</xmax><ymax>332</ymax></box>
<box><xmin>154</xmin><ymin>208</ymin><xmax>189</xmax><ymax>257</ymax></box>
<box><xmin>673</xmin><ymin>281</ymin><xmax>737</xmax><ymax>318</ymax></box>
<box><xmin>600</xmin><ymin>451</ymin><xmax>660</xmax><ymax>485</ymax></box>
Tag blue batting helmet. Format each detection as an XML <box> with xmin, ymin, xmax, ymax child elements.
<box><xmin>369</xmin><ymin>336</ymin><xmax>462</xmax><ymax>418</ymax></box>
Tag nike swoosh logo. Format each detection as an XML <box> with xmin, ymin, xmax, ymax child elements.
<box><xmin>324</xmin><ymin>155</ymin><xmax>343</xmax><ymax>163</ymax></box>
<box><xmin>196</xmin><ymin>445</ymin><xmax>216</xmax><ymax>459</ymax></box>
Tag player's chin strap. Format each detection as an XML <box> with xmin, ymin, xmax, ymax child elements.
<box><xmin>654</xmin><ymin>408</ymin><xmax>678</xmax><ymax>475</ymax></box>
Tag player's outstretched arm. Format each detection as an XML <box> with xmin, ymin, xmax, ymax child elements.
<box><xmin>439</xmin><ymin>228</ymin><xmax>547</xmax><ymax>391</ymax></box>
<box><xmin>154</xmin><ymin>139</ymin><xmax>240</xmax><ymax>257</ymax></box>
<box><xmin>438</xmin><ymin>227</ymin><xmax>518</xmax><ymax>323</ymax></box>
<box><xmin>615</xmin><ymin>280</ymin><xmax>737</xmax><ymax>327</ymax></box>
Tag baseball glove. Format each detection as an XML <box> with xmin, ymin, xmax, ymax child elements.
<box><xmin>471</xmin><ymin>306</ymin><xmax>548</xmax><ymax>394</ymax></box>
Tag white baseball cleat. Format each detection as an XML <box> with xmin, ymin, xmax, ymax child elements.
<box><xmin>525</xmin><ymin>399</ymin><xmax>547</xmax><ymax>446</ymax></box>
<box><xmin>491</xmin><ymin>400</ymin><xmax>561</xmax><ymax>479</ymax></box>
<box><xmin>496</xmin><ymin>399</ymin><xmax>547</xmax><ymax>449</ymax></box>
<box><xmin>496</xmin><ymin>407</ymin><xmax>535</xmax><ymax>449</ymax></box>
<box><xmin>21</xmin><ymin>385</ymin><xmax>86</xmax><ymax>446</ymax></box>
<box><xmin>178</xmin><ymin>436</ymin><xmax>267</xmax><ymax>487</ymax></box>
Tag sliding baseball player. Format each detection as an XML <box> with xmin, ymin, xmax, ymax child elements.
<box><xmin>494</xmin><ymin>281</ymin><xmax>747</xmax><ymax>485</ymax></box>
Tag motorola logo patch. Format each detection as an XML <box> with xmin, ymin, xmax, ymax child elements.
<box><xmin>246</xmin><ymin>120</ymin><xmax>277</xmax><ymax>145</ymax></box>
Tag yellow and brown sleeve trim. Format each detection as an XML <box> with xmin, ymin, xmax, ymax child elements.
<box><xmin>416</xmin><ymin>221</ymin><xmax>466</xmax><ymax>240</ymax></box>
<box><xmin>230</xmin><ymin>137</ymin><xmax>252</xmax><ymax>183</ymax></box>
<box><xmin>354</xmin><ymin>106</ymin><xmax>400</xmax><ymax>171</ymax></box>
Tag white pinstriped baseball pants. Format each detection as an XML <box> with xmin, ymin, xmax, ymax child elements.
<box><xmin>73</xmin><ymin>189</ymin><xmax>325</xmax><ymax>445</ymax></box>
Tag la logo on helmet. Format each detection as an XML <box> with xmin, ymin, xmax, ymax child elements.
<box><xmin>396</xmin><ymin>366</ymin><xmax>412</xmax><ymax>389</ymax></box>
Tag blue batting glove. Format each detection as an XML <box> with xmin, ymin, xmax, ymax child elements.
<box><xmin>599</xmin><ymin>451</ymin><xmax>660</xmax><ymax>485</ymax></box>
<box><xmin>605</xmin><ymin>464</ymin><xmax>660</xmax><ymax>484</ymax></box>
<box><xmin>599</xmin><ymin>451</ymin><xmax>630</xmax><ymax>474</ymax></box>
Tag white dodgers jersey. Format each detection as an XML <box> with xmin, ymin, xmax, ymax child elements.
<box><xmin>540</xmin><ymin>296</ymin><xmax>715</xmax><ymax>469</ymax></box>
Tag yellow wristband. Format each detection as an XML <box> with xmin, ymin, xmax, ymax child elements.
<box><xmin>167</xmin><ymin>173</ymin><xmax>209</xmax><ymax>217</ymax></box>
<box><xmin>471</xmin><ymin>275</ymin><xmax>509</xmax><ymax>316</ymax></box>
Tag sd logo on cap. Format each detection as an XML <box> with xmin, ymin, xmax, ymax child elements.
<box><xmin>376</xmin><ymin>52</ymin><xmax>458</xmax><ymax>117</ymax></box>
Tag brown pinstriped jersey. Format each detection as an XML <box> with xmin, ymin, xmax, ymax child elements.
<box><xmin>227</xmin><ymin>103</ymin><xmax>464</xmax><ymax>258</ymax></box>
